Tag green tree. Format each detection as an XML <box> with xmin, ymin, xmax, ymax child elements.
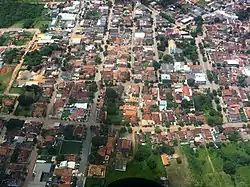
<box><xmin>105</xmin><ymin>88</ymin><xmax>118</xmax><ymax>99</ymax></box>
<box><xmin>94</xmin><ymin>55</ymin><xmax>102</xmax><ymax>65</ymax></box>
<box><xmin>163</xmin><ymin>54</ymin><xmax>174</xmax><ymax>64</ymax></box>
<box><xmin>23</xmin><ymin>19</ymin><xmax>34</xmax><ymax>28</ymax></box>
<box><xmin>147</xmin><ymin>157</ymin><xmax>157</xmax><ymax>169</ymax></box>
<box><xmin>135</xmin><ymin>146</ymin><xmax>152</xmax><ymax>161</ymax></box>
<box><xmin>223</xmin><ymin>162</ymin><xmax>236</xmax><ymax>175</ymax></box>
<box><xmin>187</xmin><ymin>78</ymin><xmax>195</xmax><ymax>87</ymax></box>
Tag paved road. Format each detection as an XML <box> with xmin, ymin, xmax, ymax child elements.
<box><xmin>22</xmin><ymin>147</ymin><xmax>38</xmax><ymax>187</ymax></box>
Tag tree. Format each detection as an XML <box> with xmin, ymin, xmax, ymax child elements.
<box><xmin>176</xmin><ymin>157</ymin><xmax>182</xmax><ymax>164</ymax></box>
<box><xmin>147</xmin><ymin>157</ymin><xmax>157</xmax><ymax>169</ymax></box>
<box><xmin>135</xmin><ymin>146</ymin><xmax>152</xmax><ymax>161</ymax></box>
<box><xmin>223</xmin><ymin>162</ymin><xmax>236</xmax><ymax>175</ymax></box>
<box><xmin>187</xmin><ymin>78</ymin><xmax>195</xmax><ymax>87</ymax></box>
<box><xmin>162</xmin><ymin>143</ymin><xmax>175</xmax><ymax>155</ymax></box>
<box><xmin>237</xmin><ymin>74</ymin><xmax>247</xmax><ymax>86</ymax></box>
<box><xmin>6</xmin><ymin>119</ymin><xmax>24</xmax><ymax>131</ymax></box>
<box><xmin>162</xmin><ymin>54</ymin><xmax>174</xmax><ymax>64</ymax></box>
<box><xmin>0</xmin><ymin>0</ymin><xmax>44</xmax><ymax>28</ymax></box>
<box><xmin>94</xmin><ymin>55</ymin><xmax>102</xmax><ymax>65</ymax></box>
<box><xmin>127</xmin><ymin>127</ymin><xmax>132</xmax><ymax>133</ymax></box>
<box><xmin>18</xmin><ymin>95</ymin><xmax>35</xmax><ymax>107</ymax></box>
<box><xmin>181</xmin><ymin>99</ymin><xmax>191</xmax><ymax>109</ymax></box>
<box><xmin>153</xmin><ymin>60</ymin><xmax>160</xmax><ymax>70</ymax></box>
<box><xmin>119</xmin><ymin>127</ymin><xmax>127</xmax><ymax>134</ymax></box>
<box><xmin>105</xmin><ymin>88</ymin><xmax>118</xmax><ymax>99</ymax></box>
<box><xmin>23</xmin><ymin>19</ymin><xmax>35</xmax><ymax>28</ymax></box>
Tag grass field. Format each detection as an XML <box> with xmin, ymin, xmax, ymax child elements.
<box><xmin>60</xmin><ymin>140</ymin><xmax>82</xmax><ymax>154</ymax></box>
<box><xmin>10</xmin><ymin>87</ymin><xmax>26</xmax><ymax>94</ymax></box>
<box><xmin>167</xmin><ymin>152</ymin><xmax>193</xmax><ymax>187</ymax></box>
<box><xmin>107</xmin><ymin>111</ymin><xmax>123</xmax><ymax>124</ymax></box>
<box><xmin>0</xmin><ymin>68</ymin><xmax>14</xmax><ymax>93</ymax></box>
<box><xmin>85</xmin><ymin>178</ymin><xmax>105</xmax><ymax>187</ymax></box>
<box><xmin>181</xmin><ymin>145</ymin><xmax>235</xmax><ymax>187</ymax></box>
<box><xmin>105</xmin><ymin>155</ymin><xmax>165</xmax><ymax>185</ymax></box>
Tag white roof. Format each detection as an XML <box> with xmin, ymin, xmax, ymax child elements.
<box><xmin>68</xmin><ymin>161</ymin><xmax>76</xmax><ymax>169</ymax></box>
<box><xmin>226</xmin><ymin>59</ymin><xmax>239</xmax><ymax>65</ymax></box>
<box><xmin>161</xmin><ymin>74</ymin><xmax>171</xmax><ymax>80</ymax></box>
<box><xmin>181</xmin><ymin>16</ymin><xmax>194</xmax><ymax>24</ymax></box>
<box><xmin>195</xmin><ymin>73</ymin><xmax>207</xmax><ymax>82</ymax></box>
<box><xmin>134</xmin><ymin>32</ymin><xmax>145</xmax><ymax>38</ymax></box>
<box><xmin>74</xmin><ymin>103</ymin><xmax>88</xmax><ymax>109</ymax></box>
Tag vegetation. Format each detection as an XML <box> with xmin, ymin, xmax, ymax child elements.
<box><xmin>0</xmin><ymin>0</ymin><xmax>44</xmax><ymax>28</ymax></box>
<box><xmin>193</xmin><ymin>94</ymin><xmax>222</xmax><ymax>125</ymax></box>
<box><xmin>3</xmin><ymin>48</ymin><xmax>23</xmax><ymax>64</ymax></box>
<box><xmin>17</xmin><ymin>85</ymin><xmax>42</xmax><ymax>107</ymax></box>
<box><xmin>24</xmin><ymin>44</ymin><xmax>61</xmax><ymax>67</ymax></box>
<box><xmin>187</xmin><ymin>78</ymin><xmax>195</xmax><ymax>87</ymax></box>
<box><xmin>180</xmin><ymin>39</ymin><xmax>198</xmax><ymax>63</ymax></box>
<box><xmin>105</xmin><ymin>87</ymin><xmax>124</xmax><ymax>124</ymax></box>
<box><xmin>85</xmin><ymin>10</ymin><xmax>101</xmax><ymax>20</ymax></box>
<box><xmin>60</xmin><ymin>141</ymin><xmax>82</xmax><ymax>154</ymax></box>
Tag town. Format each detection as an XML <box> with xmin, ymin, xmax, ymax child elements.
<box><xmin>0</xmin><ymin>0</ymin><xmax>249</xmax><ymax>186</ymax></box>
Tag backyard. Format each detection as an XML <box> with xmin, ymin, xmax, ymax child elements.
<box><xmin>60</xmin><ymin>140</ymin><xmax>82</xmax><ymax>154</ymax></box>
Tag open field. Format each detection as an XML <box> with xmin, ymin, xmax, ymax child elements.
<box><xmin>60</xmin><ymin>140</ymin><xmax>82</xmax><ymax>154</ymax></box>
<box><xmin>167</xmin><ymin>146</ymin><xmax>193</xmax><ymax>187</ymax></box>
<box><xmin>0</xmin><ymin>66</ymin><xmax>15</xmax><ymax>93</ymax></box>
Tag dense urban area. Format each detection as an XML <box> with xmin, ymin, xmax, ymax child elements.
<box><xmin>0</xmin><ymin>0</ymin><xmax>249</xmax><ymax>186</ymax></box>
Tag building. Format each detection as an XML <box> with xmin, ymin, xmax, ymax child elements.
<box><xmin>161</xmin><ymin>154</ymin><xmax>169</xmax><ymax>166</ymax></box>
<box><xmin>168</xmin><ymin>39</ymin><xmax>176</xmax><ymax>54</ymax></box>
<box><xmin>28</xmin><ymin>163</ymin><xmax>52</xmax><ymax>187</ymax></box>
<box><xmin>195</xmin><ymin>73</ymin><xmax>207</xmax><ymax>85</ymax></box>
<box><xmin>87</xmin><ymin>164</ymin><xmax>106</xmax><ymax>178</ymax></box>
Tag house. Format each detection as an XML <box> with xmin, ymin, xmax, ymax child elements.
<box><xmin>106</xmin><ymin>137</ymin><xmax>116</xmax><ymax>155</ymax></box>
<box><xmin>87</xmin><ymin>164</ymin><xmax>106</xmax><ymax>178</ymax></box>
<box><xmin>227</xmin><ymin>105</ymin><xmax>241</xmax><ymax>122</ymax></box>
<box><xmin>161</xmin><ymin>154</ymin><xmax>169</xmax><ymax>166</ymax></box>
<box><xmin>117</xmin><ymin>139</ymin><xmax>131</xmax><ymax>153</ymax></box>
<box><xmin>194</xmin><ymin>73</ymin><xmax>207</xmax><ymax>85</ymax></box>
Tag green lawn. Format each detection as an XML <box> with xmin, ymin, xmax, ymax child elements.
<box><xmin>221</xmin><ymin>142</ymin><xmax>247</xmax><ymax>157</ymax></box>
<box><xmin>208</xmin><ymin>150</ymin><xmax>223</xmax><ymax>172</ymax></box>
<box><xmin>61</xmin><ymin>110</ymin><xmax>71</xmax><ymax>119</ymax></box>
<box><xmin>106</xmin><ymin>155</ymin><xmax>165</xmax><ymax>185</ymax></box>
<box><xmin>85</xmin><ymin>178</ymin><xmax>105</xmax><ymax>187</ymax></box>
<box><xmin>107</xmin><ymin>111</ymin><xmax>123</xmax><ymax>124</ymax></box>
<box><xmin>60</xmin><ymin>140</ymin><xmax>82</xmax><ymax>154</ymax></box>
<box><xmin>14</xmin><ymin>105</ymin><xmax>33</xmax><ymax>116</ymax></box>
<box><xmin>33</xmin><ymin>19</ymin><xmax>51</xmax><ymax>28</ymax></box>
<box><xmin>235</xmin><ymin>166</ymin><xmax>250</xmax><ymax>187</ymax></box>
<box><xmin>196</xmin><ymin>148</ymin><xmax>213</xmax><ymax>173</ymax></box>
<box><xmin>203</xmin><ymin>172</ymin><xmax>234</xmax><ymax>187</ymax></box>
<box><xmin>10</xmin><ymin>87</ymin><xmax>26</xmax><ymax>94</ymax></box>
